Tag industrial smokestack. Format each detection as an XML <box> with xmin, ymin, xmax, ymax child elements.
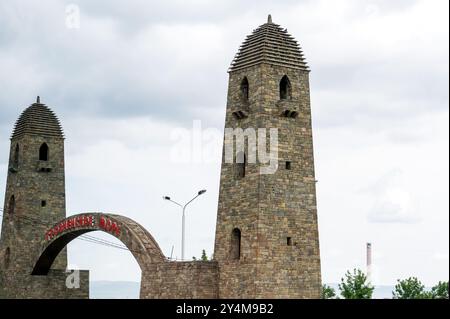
<box><xmin>366</xmin><ymin>242</ymin><xmax>372</xmax><ymax>283</ymax></box>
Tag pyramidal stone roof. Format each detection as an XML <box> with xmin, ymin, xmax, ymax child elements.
<box><xmin>229</xmin><ymin>15</ymin><xmax>309</xmax><ymax>72</ymax></box>
<box><xmin>11</xmin><ymin>96</ymin><xmax>64</xmax><ymax>139</ymax></box>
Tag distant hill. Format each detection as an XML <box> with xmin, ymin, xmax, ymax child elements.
<box><xmin>89</xmin><ymin>281</ymin><xmax>404</xmax><ymax>299</ymax></box>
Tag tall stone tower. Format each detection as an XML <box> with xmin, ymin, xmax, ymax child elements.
<box><xmin>0</xmin><ymin>97</ymin><xmax>67</xmax><ymax>291</ymax></box>
<box><xmin>214</xmin><ymin>16</ymin><xmax>321</xmax><ymax>298</ymax></box>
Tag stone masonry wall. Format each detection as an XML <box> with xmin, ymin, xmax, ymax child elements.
<box><xmin>0</xmin><ymin>269</ymin><xmax>89</xmax><ymax>299</ymax></box>
<box><xmin>0</xmin><ymin>132</ymin><xmax>73</xmax><ymax>298</ymax></box>
<box><xmin>1</xmin><ymin>134</ymin><xmax>68</xmax><ymax>276</ymax></box>
<box><xmin>141</xmin><ymin>261</ymin><xmax>219</xmax><ymax>299</ymax></box>
<box><xmin>214</xmin><ymin>62</ymin><xmax>321</xmax><ymax>298</ymax></box>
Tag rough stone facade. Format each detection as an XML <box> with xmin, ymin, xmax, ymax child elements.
<box><xmin>214</xmin><ymin>18</ymin><xmax>321</xmax><ymax>298</ymax></box>
<box><xmin>0</xmin><ymin>270</ymin><xmax>89</xmax><ymax>299</ymax></box>
<box><xmin>141</xmin><ymin>261</ymin><xmax>219</xmax><ymax>299</ymax></box>
<box><xmin>0</xmin><ymin>16</ymin><xmax>321</xmax><ymax>299</ymax></box>
<box><xmin>0</xmin><ymin>98</ymin><xmax>88</xmax><ymax>298</ymax></box>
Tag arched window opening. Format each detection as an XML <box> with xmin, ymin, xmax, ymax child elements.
<box><xmin>8</xmin><ymin>195</ymin><xmax>15</xmax><ymax>215</ymax></box>
<box><xmin>39</xmin><ymin>143</ymin><xmax>49</xmax><ymax>161</ymax></box>
<box><xmin>231</xmin><ymin>228</ymin><xmax>241</xmax><ymax>260</ymax></box>
<box><xmin>13</xmin><ymin>144</ymin><xmax>19</xmax><ymax>168</ymax></box>
<box><xmin>4</xmin><ymin>247</ymin><xmax>11</xmax><ymax>269</ymax></box>
<box><xmin>280</xmin><ymin>75</ymin><xmax>292</xmax><ymax>100</ymax></box>
<box><xmin>240</xmin><ymin>77</ymin><xmax>249</xmax><ymax>101</ymax></box>
<box><xmin>236</xmin><ymin>152</ymin><xmax>246</xmax><ymax>179</ymax></box>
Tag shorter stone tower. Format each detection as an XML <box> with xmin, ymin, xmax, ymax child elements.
<box><xmin>0</xmin><ymin>97</ymin><xmax>76</xmax><ymax>298</ymax></box>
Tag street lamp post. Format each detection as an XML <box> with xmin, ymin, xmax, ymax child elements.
<box><xmin>163</xmin><ymin>189</ymin><xmax>206</xmax><ymax>261</ymax></box>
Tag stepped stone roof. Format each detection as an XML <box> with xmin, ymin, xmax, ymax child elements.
<box><xmin>229</xmin><ymin>15</ymin><xmax>309</xmax><ymax>72</ymax></box>
<box><xmin>11</xmin><ymin>96</ymin><xmax>64</xmax><ymax>139</ymax></box>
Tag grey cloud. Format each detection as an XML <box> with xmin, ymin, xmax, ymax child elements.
<box><xmin>364</xmin><ymin>169</ymin><xmax>422</xmax><ymax>224</ymax></box>
<box><xmin>1</xmin><ymin>0</ymin><xmax>447</xmax><ymax>136</ymax></box>
<box><xmin>74</xmin><ymin>0</ymin><xmax>303</xmax><ymax>30</ymax></box>
<box><xmin>0</xmin><ymin>1</ymin><xmax>231</xmax><ymax>126</ymax></box>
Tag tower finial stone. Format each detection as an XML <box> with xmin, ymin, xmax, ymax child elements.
<box><xmin>36</xmin><ymin>96</ymin><xmax>40</xmax><ymax>104</ymax></box>
<box><xmin>268</xmin><ymin>14</ymin><xmax>272</xmax><ymax>23</ymax></box>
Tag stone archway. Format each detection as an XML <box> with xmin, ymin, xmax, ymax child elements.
<box><xmin>30</xmin><ymin>212</ymin><xmax>218</xmax><ymax>299</ymax></box>
<box><xmin>32</xmin><ymin>213</ymin><xmax>166</xmax><ymax>295</ymax></box>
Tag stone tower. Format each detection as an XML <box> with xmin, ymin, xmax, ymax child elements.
<box><xmin>214</xmin><ymin>16</ymin><xmax>321</xmax><ymax>298</ymax></box>
<box><xmin>0</xmin><ymin>97</ymin><xmax>68</xmax><ymax>293</ymax></box>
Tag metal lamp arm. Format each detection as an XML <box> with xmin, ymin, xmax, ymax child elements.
<box><xmin>168</xmin><ymin>199</ymin><xmax>183</xmax><ymax>208</ymax></box>
<box><xmin>183</xmin><ymin>194</ymin><xmax>200</xmax><ymax>210</ymax></box>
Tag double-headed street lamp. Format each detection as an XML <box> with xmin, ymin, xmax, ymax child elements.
<box><xmin>163</xmin><ymin>189</ymin><xmax>206</xmax><ymax>261</ymax></box>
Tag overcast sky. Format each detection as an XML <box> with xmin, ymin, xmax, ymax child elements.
<box><xmin>0</xmin><ymin>0</ymin><xmax>448</xmax><ymax>289</ymax></box>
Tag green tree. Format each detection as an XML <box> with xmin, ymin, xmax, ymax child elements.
<box><xmin>430</xmin><ymin>281</ymin><xmax>449</xmax><ymax>299</ymax></box>
<box><xmin>392</xmin><ymin>277</ymin><xmax>430</xmax><ymax>299</ymax></box>
<box><xmin>338</xmin><ymin>269</ymin><xmax>374</xmax><ymax>299</ymax></box>
<box><xmin>322</xmin><ymin>284</ymin><xmax>337</xmax><ymax>299</ymax></box>
<box><xmin>193</xmin><ymin>249</ymin><xmax>209</xmax><ymax>261</ymax></box>
<box><xmin>201</xmin><ymin>249</ymin><xmax>208</xmax><ymax>261</ymax></box>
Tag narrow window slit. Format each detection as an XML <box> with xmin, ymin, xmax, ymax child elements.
<box><xmin>286</xmin><ymin>161</ymin><xmax>292</xmax><ymax>170</ymax></box>
<box><xmin>231</xmin><ymin>228</ymin><xmax>241</xmax><ymax>260</ymax></box>
<box><xmin>287</xmin><ymin>237</ymin><xmax>292</xmax><ymax>246</ymax></box>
